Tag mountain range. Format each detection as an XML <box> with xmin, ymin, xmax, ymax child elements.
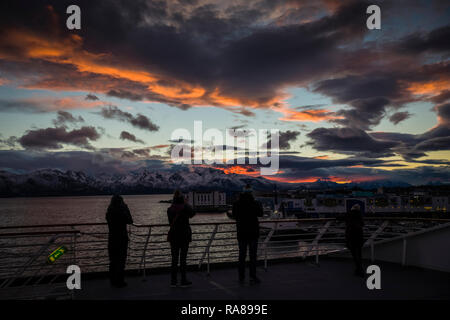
<box><xmin>0</xmin><ymin>167</ymin><xmax>413</xmax><ymax>197</ymax></box>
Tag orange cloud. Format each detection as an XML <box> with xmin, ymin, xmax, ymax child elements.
<box><xmin>210</xmin><ymin>165</ymin><xmax>263</xmax><ymax>177</ymax></box>
<box><xmin>0</xmin><ymin>28</ymin><xmax>291</xmax><ymax>112</ymax></box>
<box><xmin>406</xmin><ymin>79</ymin><xmax>450</xmax><ymax>96</ymax></box>
<box><xmin>0</xmin><ymin>26</ymin><xmax>309</xmax><ymax>115</ymax></box>
<box><xmin>264</xmin><ymin>175</ymin><xmax>377</xmax><ymax>184</ymax></box>
<box><xmin>150</xmin><ymin>144</ymin><xmax>170</xmax><ymax>149</ymax></box>
<box><xmin>274</xmin><ymin>104</ymin><xmax>343</xmax><ymax>122</ymax></box>
<box><xmin>149</xmin><ymin>83</ymin><xmax>205</xmax><ymax>100</ymax></box>
<box><xmin>200</xmin><ymin>164</ymin><xmax>386</xmax><ymax>185</ymax></box>
<box><xmin>264</xmin><ymin>176</ymin><xmax>320</xmax><ymax>183</ymax></box>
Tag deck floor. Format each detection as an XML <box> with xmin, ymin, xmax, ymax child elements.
<box><xmin>74</xmin><ymin>257</ymin><xmax>450</xmax><ymax>300</ymax></box>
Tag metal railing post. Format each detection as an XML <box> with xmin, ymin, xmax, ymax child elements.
<box><xmin>402</xmin><ymin>238</ymin><xmax>407</xmax><ymax>266</ymax></box>
<box><xmin>264</xmin><ymin>247</ymin><xmax>268</xmax><ymax>271</ymax></box>
<box><xmin>71</xmin><ymin>226</ymin><xmax>77</xmax><ymax>266</ymax></box>
<box><xmin>263</xmin><ymin>222</ymin><xmax>276</xmax><ymax>271</ymax></box>
<box><xmin>303</xmin><ymin>221</ymin><xmax>331</xmax><ymax>259</ymax></box>
<box><xmin>198</xmin><ymin>224</ymin><xmax>218</xmax><ymax>271</ymax></box>
<box><xmin>207</xmin><ymin>250</ymin><xmax>210</xmax><ymax>275</ymax></box>
<box><xmin>315</xmin><ymin>244</ymin><xmax>319</xmax><ymax>264</ymax></box>
<box><xmin>365</xmin><ymin>220</ymin><xmax>389</xmax><ymax>247</ymax></box>
<box><xmin>140</xmin><ymin>226</ymin><xmax>152</xmax><ymax>279</ymax></box>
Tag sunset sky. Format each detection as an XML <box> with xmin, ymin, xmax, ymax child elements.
<box><xmin>0</xmin><ymin>0</ymin><xmax>449</xmax><ymax>185</ymax></box>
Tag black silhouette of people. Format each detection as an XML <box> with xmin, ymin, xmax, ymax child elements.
<box><xmin>339</xmin><ymin>204</ymin><xmax>365</xmax><ymax>276</ymax></box>
<box><xmin>228</xmin><ymin>184</ymin><xmax>263</xmax><ymax>284</ymax></box>
<box><xmin>167</xmin><ymin>190</ymin><xmax>196</xmax><ymax>287</ymax></box>
<box><xmin>106</xmin><ymin>195</ymin><xmax>133</xmax><ymax>288</ymax></box>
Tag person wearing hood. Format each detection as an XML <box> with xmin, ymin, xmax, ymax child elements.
<box><xmin>228</xmin><ymin>184</ymin><xmax>263</xmax><ymax>284</ymax></box>
<box><xmin>106</xmin><ymin>194</ymin><xmax>133</xmax><ymax>288</ymax></box>
<box><xmin>338</xmin><ymin>204</ymin><xmax>365</xmax><ymax>277</ymax></box>
<box><xmin>167</xmin><ymin>190</ymin><xmax>196</xmax><ymax>287</ymax></box>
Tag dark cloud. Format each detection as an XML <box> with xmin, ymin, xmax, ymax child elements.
<box><xmin>389</xmin><ymin>111</ymin><xmax>412</xmax><ymax>125</ymax></box>
<box><xmin>0</xmin><ymin>136</ymin><xmax>18</xmax><ymax>148</ymax></box>
<box><xmin>369</xmin><ymin>104</ymin><xmax>450</xmax><ymax>158</ymax></box>
<box><xmin>119</xmin><ymin>131</ymin><xmax>144</xmax><ymax>144</ymax></box>
<box><xmin>314</xmin><ymin>75</ymin><xmax>403</xmax><ymax>129</ymax></box>
<box><xmin>435</xmin><ymin>102</ymin><xmax>450</xmax><ymax>125</ymax></box>
<box><xmin>273</xmin><ymin>163</ymin><xmax>450</xmax><ymax>185</ymax></box>
<box><xmin>295</xmin><ymin>104</ymin><xmax>326</xmax><ymax>110</ymax></box>
<box><xmin>96</xmin><ymin>105</ymin><xmax>159</xmax><ymax>132</ymax></box>
<box><xmin>107</xmin><ymin>89</ymin><xmax>144</xmax><ymax>101</ymax></box>
<box><xmin>85</xmin><ymin>94</ymin><xmax>99</xmax><ymax>101</ymax></box>
<box><xmin>121</xmin><ymin>151</ymin><xmax>136</xmax><ymax>159</ymax></box>
<box><xmin>0</xmin><ymin>149</ymin><xmax>448</xmax><ymax>185</ymax></box>
<box><xmin>18</xmin><ymin>126</ymin><xmax>101</xmax><ymax>150</ymax></box>
<box><xmin>0</xmin><ymin>0</ymin><xmax>449</xmax><ymax>173</ymax></box>
<box><xmin>396</xmin><ymin>25</ymin><xmax>450</xmax><ymax>54</ymax></box>
<box><xmin>52</xmin><ymin>110</ymin><xmax>84</xmax><ymax>126</ymax></box>
<box><xmin>230</xmin><ymin>125</ymin><xmax>246</xmax><ymax>130</ymax></box>
<box><xmin>0</xmin><ymin>150</ymin><xmax>148</xmax><ymax>175</ymax></box>
<box><xmin>414</xmin><ymin>136</ymin><xmax>450</xmax><ymax>152</ymax></box>
<box><xmin>0</xmin><ymin>99</ymin><xmax>45</xmax><ymax>113</ymax></box>
<box><xmin>228</xmin><ymin>128</ymin><xmax>255</xmax><ymax>138</ymax></box>
<box><xmin>168</xmin><ymin>138</ymin><xmax>195</xmax><ymax>144</ymax></box>
<box><xmin>276</xmin><ymin>155</ymin><xmax>388</xmax><ymax>171</ymax></box>
<box><xmin>430</xmin><ymin>90</ymin><xmax>450</xmax><ymax>104</ymax></box>
<box><xmin>220</xmin><ymin>154</ymin><xmax>450</xmax><ymax>184</ymax></box>
<box><xmin>0</xmin><ymin>0</ymin><xmax>374</xmax><ymax>110</ymax></box>
<box><xmin>132</xmin><ymin>148</ymin><xmax>151</xmax><ymax>157</ymax></box>
<box><xmin>314</xmin><ymin>76</ymin><xmax>401</xmax><ymax>104</ymax></box>
<box><xmin>306</xmin><ymin>127</ymin><xmax>399</xmax><ymax>155</ymax></box>
<box><xmin>264</xmin><ymin>130</ymin><xmax>300</xmax><ymax>150</ymax></box>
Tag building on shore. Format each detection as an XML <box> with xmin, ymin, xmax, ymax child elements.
<box><xmin>186</xmin><ymin>191</ymin><xmax>227</xmax><ymax>212</ymax></box>
<box><xmin>269</xmin><ymin>191</ymin><xmax>448</xmax><ymax>217</ymax></box>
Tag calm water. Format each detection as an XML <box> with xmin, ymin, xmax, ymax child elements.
<box><xmin>0</xmin><ymin>194</ymin><xmax>230</xmax><ymax>227</ymax></box>
<box><xmin>0</xmin><ymin>195</ymin><xmax>319</xmax><ymax>277</ymax></box>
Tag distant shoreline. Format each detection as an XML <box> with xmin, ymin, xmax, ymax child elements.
<box><xmin>0</xmin><ymin>193</ymin><xmax>174</xmax><ymax>199</ymax></box>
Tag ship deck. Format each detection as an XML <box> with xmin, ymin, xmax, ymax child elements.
<box><xmin>74</xmin><ymin>257</ymin><xmax>450</xmax><ymax>300</ymax></box>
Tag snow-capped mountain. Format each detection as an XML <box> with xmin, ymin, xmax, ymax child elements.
<box><xmin>0</xmin><ymin>167</ymin><xmax>277</xmax><ymax>197</ymax></box>
<box><xmin>0</xmin><ymin>167</ymin><xmax>414</xmax><ymax>197</ymax></box>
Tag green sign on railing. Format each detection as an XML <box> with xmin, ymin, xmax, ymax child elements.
<box><xmin>47</xmin><ymin>246</ymin><xmax>68</xmax><ymax>264</ymax></box>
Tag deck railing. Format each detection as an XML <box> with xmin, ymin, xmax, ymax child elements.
<box><xmin>0</xmin><ymin>217</ymin><xmax>448</xmax><ymax>293</ymax></box>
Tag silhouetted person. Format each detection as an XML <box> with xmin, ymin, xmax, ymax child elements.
<box><xmin>106</xmin><ymin>195</ymin><xmax>133</xmax><ymax>288</ymax></box>
<box><xmin>167</xmin><ymin>190</ymin><xmax>195</xmax><ymax>287</ymax></box>
<box><xmin>338</xmin><ymin>204</ymin><xmax>365</xmax><ymax>277</ymax></box>
<box><xmin>228</xmin><ymin>185</ymin><xmax>263</xmax><ymax>284</ymax></box>
<box><xmin>280</xmin><ymin>202</ymin><xmax>286</xmax><ymax>218</ymax></box>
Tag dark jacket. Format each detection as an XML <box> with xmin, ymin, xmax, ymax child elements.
<box><xmin>230</xmin><ymin>193</ymin><xmax>263</xmax><ymax>240</ymax></box>
<box><xmin>167</xmin><ymin>200</ymin><xmax>195</xmax><ymax>244</ymax></box>
<box><xmin>337</xmin><ymin>210</ymin><xmax>364</xmax><ymax>246</ymax></box>
<box><xmin>106</xmin><ymin>202</ymin><xmax>133</xmax><ymax>242</ymax></box>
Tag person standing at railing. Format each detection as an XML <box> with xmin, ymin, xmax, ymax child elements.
<box><xmin>337</xmin><ymin>204</ymin><xmax>365</xmax><ymax>277</ymax></box>
<box><xmin>228</xmin><ymin>184</ymin><xmax>264</xmax><ymax>284</ymax></box>
<box><xmin>167</xmin><ymin>190</ymin><xmax>196</xmax><ymax>287</ymax></box>
<box><xmin>106</xmin><ymin>194</ymin><xmax>134</xmax><ymax>288</ymax></box>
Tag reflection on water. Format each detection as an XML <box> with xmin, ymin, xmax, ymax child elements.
<box><xmin>0</xmin><ymin>194</ymin><xmax>230</xmax><ymax>226</ymax></box>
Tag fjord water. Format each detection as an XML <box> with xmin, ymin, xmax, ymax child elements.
<box><xmin>0</xmin><ymin>194</ymin><xmax>230</xmax><ymax>227</ymax></box>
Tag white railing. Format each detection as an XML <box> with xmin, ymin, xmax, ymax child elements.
<box><xmin>0</xmin><ymin>217</ymin><xmax>448</xmax><ymax>292</ymax></box>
